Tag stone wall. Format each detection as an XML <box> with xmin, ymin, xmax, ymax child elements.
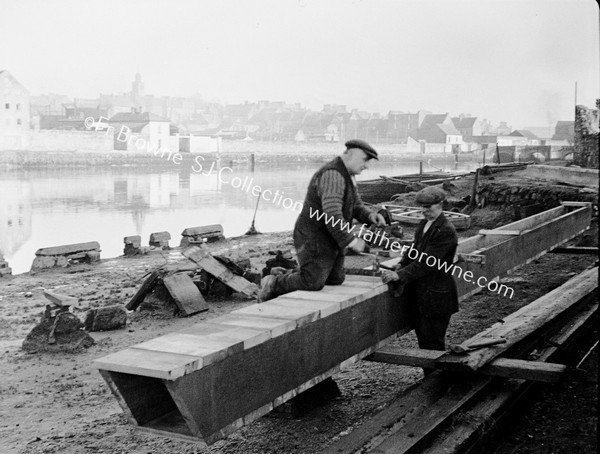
<box><xmin>477</xmin><ymin>181</ymin><xmax>597</xmax><ymax>216</ymax></box>
<box><xmin>573</xmin><ymin>100</ymin><xmax>599</xmax><ymax>168</ymax></box>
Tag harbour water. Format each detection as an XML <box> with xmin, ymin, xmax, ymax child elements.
<box><xmin>0</xmin><ymin>156</ymin><xmax>478</xmax><ymax>274</ymax></box>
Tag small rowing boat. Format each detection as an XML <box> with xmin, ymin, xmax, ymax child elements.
<box><xmin>357</xmin><ymin>172</ymin><xmax>471</xmax><ymax>204</ymax></box>
<box><xmin>382</xmin><ymin>204</ymin><xmax>472</xmax><ymax>230</ymax></box>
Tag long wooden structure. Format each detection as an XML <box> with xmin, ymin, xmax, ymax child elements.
<box><xmin>95</xmin><ymin>276</ymin><xmax>407</xmax><ymax>444</ymax></box>
<box><xmin>95</xmin><ymin>202</ymin><xmax>592</xmax><ymax>444</ymax></box>
<box><xmin>379</xmin><ymin>202</ymin><xmax>592</xmax><ymax>302</ymax></box>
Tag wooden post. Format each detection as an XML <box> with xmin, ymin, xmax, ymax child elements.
<box><xmin>469</xmin><ymin>168</ymin><xmax>479</xmax><ymax>209</ymax></box>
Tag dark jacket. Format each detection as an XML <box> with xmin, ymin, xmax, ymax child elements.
<box><xmin>396</xmin><ymin>212</ymin><xmax>459</xmax><ymax>318</ymax></box>
<box><xmin>296</xmin><ymin>156</ymin><xmax>372</xmax><ymax>250</ymax></box>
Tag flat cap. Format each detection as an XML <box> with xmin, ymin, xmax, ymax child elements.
<box><xmin>345</xmin><ymin>139</ymin><xmax>378</xmax><ymax>160</ymax></box>
<box><xmin>415</xmin><ymin>186</ymin><xmax>446</xmax><ymax>205</ymax></box>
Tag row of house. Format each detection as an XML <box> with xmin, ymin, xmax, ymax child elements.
<box><xmin>1</xmin><ymin>70</ymin><xmax>576</xmax><ymax>152</ymax></box>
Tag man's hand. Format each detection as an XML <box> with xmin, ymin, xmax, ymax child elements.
<box><xmin>348</xmin><ymin>238</ymin><xmax>367</xmax><ymax>253</ymax></box>
<box><xmin>381</xmin><ymin>269</ymin><xmax>400</xmax><ymax>284</ymax></box>
<box><xmin>369</xmin><ymin>212</ymin><xmax>387</xmax><ymax>227</ymax></box>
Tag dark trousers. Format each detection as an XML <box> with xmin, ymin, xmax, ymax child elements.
<box><xmin>409</xmin><ymin>298</ymin><xmax>451</xmax><ymax>377</ymax></box>
<box><xmin>273</xmin><ymin>228</ymin><xmax>345</xmax><ymax>297</ymax></box>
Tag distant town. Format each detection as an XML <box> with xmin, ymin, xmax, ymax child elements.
<box><xmin>0</xmin><ymin>70</ymin><xmax>579</xmax><ymax>155</ymax></box>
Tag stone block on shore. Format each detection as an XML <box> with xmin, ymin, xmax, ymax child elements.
<box><xmin>0</xmin><ymin>259</ymin><xmax>12</xmax><ymax>276</ymax></box>
<box><xmin>124</xmin><ymin>235</ymin><xmax>142</xmax><ymax>256</ymax></box>
<box><xmin>180</xmin><ymin>224</ymin><xmax>225</xmax><ymax>247</ymax></box>
<box><xmin>149</xmin><ymin>231</ymin><xmax>171</xmax><ymax>249</ymax></box>
<box><xmin>31</xmin><ymin>241</ymin><xmax>102</xmax><ymax>271</ymax></box>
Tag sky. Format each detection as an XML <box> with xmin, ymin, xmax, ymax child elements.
<box><xmin>0</xmin><ymin>0</ymin><xmax>598</xmax><ymax>129</ymax></box>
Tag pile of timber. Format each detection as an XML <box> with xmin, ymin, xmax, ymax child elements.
<box><xmin>326</xmin><ymin>266</ymin><xmax>598</xmax><ymax>454</ymax></box>
<box><xmin>94</xmin><ymin>202</ymin><xmax>593</xmax><ymax>445</ymax></box>
<box><xmin>126</xmin><ymin>244</ymin><xmax>258</xmax><ymax>316</ymax></box>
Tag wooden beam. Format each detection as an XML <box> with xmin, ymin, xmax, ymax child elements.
<box><xmin>126</xmin><ymin>270</ymin><xmax>161</xmax><ymax>311</ymax></box>
<box><xmin>96</xmin><ymin>276</ymin><xmax>409</xmax><ymax>444</ymax></box>
<box><xmin>435</xmin><ymin>267</ymin><xmax>598</xmax><ymax>372</ymax></box>
<box><xmin>43</xmin><ymin>290</ymin><xmax>79</xmax><ymax>308</ymax></box>
<box><xmin>478</xmin><ymin>229</ymin><xmax>522</xmax><ymax>236</ymax></box>
<box><xmin>366</xmin><ymin>346</ymin><xmax>567</xmax><ymax>383</ymax></box>
<box><xmin>322</xmin><ymin>375</ymin><xmax>467</xmax><ymax>454</ymax></box>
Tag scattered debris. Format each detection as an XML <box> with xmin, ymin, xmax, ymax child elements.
<box><xmin>22</xmin><ymin>305</ymin><xmax>95</xmax><ymax>353</ymax></box>
<box><xmin>262</xmin><ymin>250</ymin><xmax>297</xmax><ymax>278</ymax></box>
<box><xmin>183</xmin><ymin>244</ymin><xmax>259</xmax><ymax>298</ymax></box>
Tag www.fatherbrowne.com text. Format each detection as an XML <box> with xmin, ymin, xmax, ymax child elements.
<box><xmin>308</xmin><ymin>205</ymin><xmax>514</xmax><ymax>299</ymax></box>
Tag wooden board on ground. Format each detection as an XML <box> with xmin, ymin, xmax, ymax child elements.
<box><xmin>366</xmin><ymin>346</ymin><xmax>567</xmax><ymax>383</ymax></box>
<box><xmin>182</xmin><ymin>244</ymin><xmax>258</xmax><ymax>298</ymax></box>
<box><xmin>126</xmin><ymin>270</ymin><xmax>161</xmax><ymax>311</ymax></box>
<box><xmin>162</xmin><ymin>273</ymin><xmax>208</xmax><ymax>316</ymax></box>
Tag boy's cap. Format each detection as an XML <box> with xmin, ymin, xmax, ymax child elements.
<box><xmin>415</xmin><ymin>186</ymin><xmax>446</xmax><ymax>205</ymax></box>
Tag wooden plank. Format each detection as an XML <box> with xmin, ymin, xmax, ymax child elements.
<box><xmin>478</xmin><ymin>229</ymin><xmax>522</xmax><ymax>236</ymax></box>
<box><xmin>182</xmin><ymin>244</ymin><xmax>258</xmax><ymax>298</ymax></box>
<box><xmin>210</xmin><ymin>313</ymin><xmax>298</xmax><ymax>339</ymax></box>
<box><xmin>270</xmin><ymin>297</ymin><xmax>343</xmax><ymax>318</ymax></box>
<box><xmin>94</xmin><ymin>348</ymin><xmax>200</xmax><ymax>380</ymax></box>
<box><xmin>232</xmin><ymin>302</ymin><xmax>321</xmax><ymax>327</ymax></box>
<box><xmin>369</xmin><ymin>376</ymin><xmax>487</xmax><ymax>454</ymax></box>
<box><xmin>126</xmin><ymin>270</ymin><xmax>161</xmax><ymax>311</ymax></box>
<box><xmin>322</xmin><ymin>375</ymin><xmax>453</xmax><ymax>454</ymax></box>
<box><xmin>43</xmin><ymin>290</ymin><xmax>79</xmax><ymax>308</ymax></box>
<box><xmin>436</xmin><ymin>267</ymin><xmax>598</xmax><ymax>372</ymax></box>
<box><xmin>134</xmin><ymin>332</ymin><xmax>243</xmax><ymax>368</ymax></box>
<box><xmin>366</xmin><ymin>346</ymin><xmax>567</xmax><ymax>383</ymax></box>
<box><xmin>162</xmin><ymin>273</ymin><xmax>208</xmax><ymax>316</ymax></box>
<box><xmin>178</xmin><ymin>323</ymin><xmax>270</xmax><ymax>350</ymax></box>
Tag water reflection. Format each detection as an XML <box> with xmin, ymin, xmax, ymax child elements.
<box><xmin>0</xmin><ymin>158</ymin><xmax>476</xmax><ymax>274</ymax></box>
